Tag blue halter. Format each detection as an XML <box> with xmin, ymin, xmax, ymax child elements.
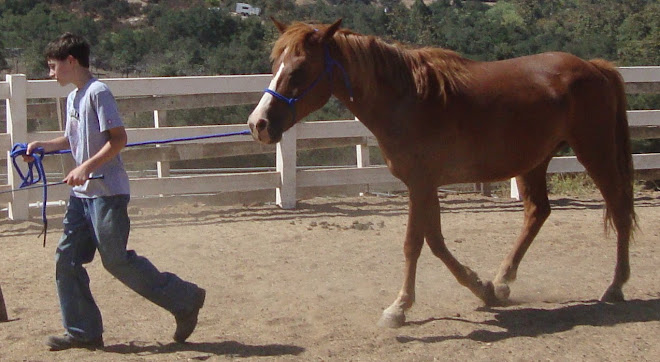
<box><xmin>263</xmin><ymin>44</ymin><xmax>353</xmax><ymax>123</ymax></box>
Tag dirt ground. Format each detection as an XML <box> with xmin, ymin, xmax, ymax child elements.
<box><xmin>1</xmin><ymin>190</ymin><xmax>659</xmax><ymax>361</ymax></box>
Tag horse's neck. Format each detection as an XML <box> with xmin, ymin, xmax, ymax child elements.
<box><xmin>331</xmin><ymin>37</ymin><xmax>413</xmax><ymax>129</ymax></box>
<box><xmin>331</xmin><ymin>36</ymin><xmax>468</xmax><ymax>138</ymax></box>
<box><xmin>332</xmin><ymin>85</ymin><xmax>398</xmax><ymax>142</ymax></box>
<box><xmin>330</xmin><ymin>68</ymin><xmax>403</xmax><ymax>138</ymax></box>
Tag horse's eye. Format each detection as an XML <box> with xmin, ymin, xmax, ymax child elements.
<box><xmin>289</xmin><ymin>68</ymin><xmax>306</xmax><ymax>87</ymax></box>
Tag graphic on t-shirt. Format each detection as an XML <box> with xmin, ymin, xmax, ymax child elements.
<box><xmin>68</xmin><ymin>108</ymin><xmax>80</xmax><ymax>153</ymax></box>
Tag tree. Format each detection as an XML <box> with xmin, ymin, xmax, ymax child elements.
<box><xmin>153</xmin><ymin>6</ymin><xmax>237</xmax><ymax>47</ymax></box>
<box><xmin>0</xmin><ymin>0</ymin><xmax>42</xmax><ymax>16</ymax></box>
<box><xmin>0</xmin><ymin>36</ymin><xmax>9</xmax><ymax>72</ymax></box>
<box><xmin>617</xmin><ymin>3</ymin><xmax>660</xmax><ymax>66</ymax></box>
<box><xmin>98</xmin><ymin>29</ymin><xmax>148</xmax><ymax>75</ymax></box>
<box><xmin>409</xmin><ymin>0</ymin><xmax>434</xmax><ymax>46</ymax></box>
<box><xmin>0</xmin><ymin>2</ymin><xmax>100</xmax><ymax>77</ymax></box>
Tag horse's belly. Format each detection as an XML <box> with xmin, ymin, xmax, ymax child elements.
<box><xmin>434</xmin><ymin>144</ymin><xmax>557</xmax><ymax>185</ymax></box>
<box><xmin>382</xmin><ymin>146</ymin><xmax>551</xmax><ymax>187</ymax></box>
<box><xmin>377</xmin><ymin>116</ymin><xmax>563</xmax><ymax>186</ymax></box>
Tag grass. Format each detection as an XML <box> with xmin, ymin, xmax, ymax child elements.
<box><xmin>490</xmin><ymin>174</ymin><xmax>650</xmax><ymax>199</ymax></box>
<box><xmin>548</xmin><ymin>173</ymin><xmax>598</xmax><ymax>196</ymax></box>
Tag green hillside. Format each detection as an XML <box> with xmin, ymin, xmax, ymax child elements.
<box><xmin>1</xmin><ymin>0</ymin><xmax>657</xmax><ymax>79</ymax></box>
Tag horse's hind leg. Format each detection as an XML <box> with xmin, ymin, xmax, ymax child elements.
<box><xmin>493</xmin><ymin>159</ymin><xmax>552</xmax><ymax>301</ymax></box>
<box><xmin>600</xmin><ymin>215</ymin><xmax>632</xmax><ymax>302</ymax></box>
<box><xmin>572</xmin><ymin>149</ymin><xmax>634</xmax><ymax>302</ymax></box>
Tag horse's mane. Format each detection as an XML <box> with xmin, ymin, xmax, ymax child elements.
<box><xmin>271</xmin><ymin>22</ymin><xmax>472</xmax><ymax>102</ymax></box>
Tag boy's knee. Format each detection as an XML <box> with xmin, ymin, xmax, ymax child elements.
<box><xmin>54</xmin><ymin>252</ymin><xmax>73</xmax><ymax>273</ymax></box>
<box><xmin>55</xmin><ymin>244</ymin><xmax>76</xmax><ymax>268</ymax></box>
<box><xmin>100</xmin><ymin>249</ymin><xmax>133</xmax><ymax>275</ymax></box>
<box><xmin>54</xmin><ymin>251</ymin><xmax>88</xmax><ymax>283</ymax></box>
<box><xmin>101</xmin><ymin>255</ymin><xmax>124</xmax><ymax>274</ymax></box>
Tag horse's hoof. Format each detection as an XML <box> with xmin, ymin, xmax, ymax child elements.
<box><xmin>601</xmin><ymin>287</ymin><xmax>625</xmax><ymax>303</ymax></box>
<box><xmin>493</xmin><ymin>283</ymin><xmax>511</xmax><ymax>301</ymax></box>
<box><xmin>481</xmin><ymin>281</ymin><xmax>505</xmax><ymax>306</ymax></box>
<box><xmin>377</xmin><ymin>312</ymin><xmax>405</xmax><ymax>328</ymax></box>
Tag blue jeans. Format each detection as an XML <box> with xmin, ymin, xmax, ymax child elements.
<box><xmin>55</xmin><ymin>195</ymin><xmax>201</xmax><ymax>341</ymax></box>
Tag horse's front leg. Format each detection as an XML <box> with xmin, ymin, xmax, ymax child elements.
<box><xmin>377</xmin><ymin>187</ymin><xmax>427</xmax><ymax>328</ymax></box>
<box><xmin>422</xmin><ymin>187</ymin><xmax>500</xmax><ymax>306</ymax></box>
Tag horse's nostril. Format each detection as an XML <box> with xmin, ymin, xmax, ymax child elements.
<box><xmin>256</xmin><ymin>119</ymin><xmax>267</xmax><ymax>132</ymax></box>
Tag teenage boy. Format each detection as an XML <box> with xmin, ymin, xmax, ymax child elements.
<box><xmin>25</xmin><ymin>33</ymin><xmax>205</xmax><ymax>351</ymax></box>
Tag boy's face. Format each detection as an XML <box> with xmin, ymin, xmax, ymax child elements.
<box><xmin>47</xmin><ymin>56</ymin><xmax>75</xmax><ymax>86</ymax></box>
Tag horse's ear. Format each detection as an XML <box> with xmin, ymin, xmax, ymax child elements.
<box><xmin>321</xmin><ymin>18</ymin><xmax>342</xmax><ymax>43</ymax></box>
<box><xmin>271</xmin><ymin>17</ymin><xmax>287</xmax><ymax>34</ymax></box>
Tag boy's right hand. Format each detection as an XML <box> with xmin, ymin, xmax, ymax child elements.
<box><xmin>64</xmin><ymin>165</ymin><xmax>91</xmax><ymax>186</ymax></box>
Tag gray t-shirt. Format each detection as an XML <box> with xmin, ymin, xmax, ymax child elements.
<box><xmin>65</xmin><ymin>78</ymin><xmax>130</xmax><ymax>198</ymax></box>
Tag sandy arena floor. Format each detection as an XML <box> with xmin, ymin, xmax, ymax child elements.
<box><xmin>1</xmin><ymin>190</ymin><xmax>659</xmax><ymax>361</ymax></box>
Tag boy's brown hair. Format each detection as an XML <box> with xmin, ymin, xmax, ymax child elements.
<box><xmin>44</xmin><ymin>32</ymin><xmax>90</xmax><ymax>68</ymax></box>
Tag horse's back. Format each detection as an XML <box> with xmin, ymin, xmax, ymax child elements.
<box><xmin>416</xmin><ymin>52</ymin><xmax>622</xmax><ymax>184</ymax></box>
<box><xmin>464</xmin><ymin>52</ymin><xmax>602</xmax><ymax>103</ymax></box>
<box><xmin>452</xmin><ymin>51</ymin><xmax>620</xmax><ymax>134</ymax></box>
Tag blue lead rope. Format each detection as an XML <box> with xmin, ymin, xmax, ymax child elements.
<box><xmin>10</xmin><ymin>143</ymin><xmax>49</xmax><ymax>246</ymax></box>
<box><xmin>9</xmin><ymin>129</ymin><xmax>252</xmax><ymax>246</ymax></box>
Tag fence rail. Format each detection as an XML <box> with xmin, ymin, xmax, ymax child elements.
<box><xmin>2</xmin><ymin>66</ymin><xmax>659</xmax><ymax>219</ymax></box>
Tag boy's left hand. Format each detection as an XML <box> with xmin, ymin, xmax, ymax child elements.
<box><xmin>21</xmin><ymin>142</ymin><xmax>42</xmax><ymax>163</ymax></box>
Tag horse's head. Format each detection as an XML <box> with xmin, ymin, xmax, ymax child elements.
<box><xmin>247</xmin><ymin>18</ymin><xmax>343</xmax><ymax>144</ymax></box>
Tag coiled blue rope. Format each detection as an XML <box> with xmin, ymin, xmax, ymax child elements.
<box><xmin>9</xmin><ymin>129</ymin><xmax>252</xmax><ymax>246</ymax></box>
<box><xmin>10</xmin><ymin>143</ymin><xmax>49</xmax><ymax>246</ymax></box>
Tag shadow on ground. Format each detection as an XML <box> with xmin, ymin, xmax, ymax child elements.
<box><xmin>397</xmin><ymin>298</ymin><xmax>660</xmax><ymax>344</ymax></box>
<box><xmin>103</xmin><ymin>340</ymin><xmax>305</xmax><ymax>358</ymax></box>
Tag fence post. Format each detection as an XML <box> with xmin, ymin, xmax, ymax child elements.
<box><xmin>355</xmin><ymin>118</ymin><xmax>370</xmax><ymax>168</ymax></box>
<box><xmin>474</xmin><ymin>183</ymin><xmax>492</xmax><ymax>197</ymax></box>
<box><xmin>356</xmin><ymin>118</ymin><xmax>370</xmax><ymax>195</ymax></box>
<box><xmin>0</xmin><ymin>284</ymin><xmax>8</xmax><ymax>322</ymax></box>
<box><xmin>56</xmin><ymin>97</ymin><xmax>76</xmax><ymax>177</ymax></box>
<box><xmin>56</xmin><ymin>97</ymin><xmax>66</xmax><ymax>130</ymax></box>
<box><xmin>154</xmin><ymin>109</ymin><xmax>170</xmax><ymax>177</ymax></box>
<box><xmin>356</xmin><ymin>142</ymin><xmax>370</xmax><ymax>168</ymax></box>
<box><xmin>276</xmin><ymin>124</ymin><xmax>297</xmax><ymax>209</ymax></box>
<box><xmin>510</xmin><ymin>177</ymin><xmax>520</xmax><ymax>200</ymax></box>
<box><xmin>6</xmin><ymin>74</ymin><xmax>29</xmax><ymax>220</ymax></box>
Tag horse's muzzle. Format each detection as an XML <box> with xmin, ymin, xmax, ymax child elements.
<box><xmin>247</xmin><ymin>117</ymin><xmax>280</xmax><ymax>144</ymax></box>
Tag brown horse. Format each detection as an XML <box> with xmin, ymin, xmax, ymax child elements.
<box><xmin>247</xmin><ymin>19</ymin><xmax>636</xmax><ymax>328</ymax></box>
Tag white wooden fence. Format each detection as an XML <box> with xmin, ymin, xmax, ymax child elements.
<box><xmin>1</xmin><ymin>66</ymin><xmax>659</xmax><ymax>220</ymax></box>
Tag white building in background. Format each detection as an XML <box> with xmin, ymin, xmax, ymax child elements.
<box><xmin>235</xmin><ymin>3</ymin><xmax>261</xmax><ymax>16</ymax></box>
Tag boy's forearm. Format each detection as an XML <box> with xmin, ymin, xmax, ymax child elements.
<box><xmin>30</xmin><ymin>136</ymin><xmax>70</xmax><ymax>153</ymax></box>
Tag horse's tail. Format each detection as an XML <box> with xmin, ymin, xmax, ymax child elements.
<box><xmin>589</xmin><ymin>59</ymin><xmax>637</xmax><ymax>234</ymax></box>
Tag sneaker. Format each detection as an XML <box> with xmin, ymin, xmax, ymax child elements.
<box><xmin>173</xmin><ymin>287</ymin><xmax>206</xmax><ymax>343</ymax></box>
<box><xmin>46</xmin><ymin>334</ymin><xmax>104</xmax><ymax>351</ymax></box>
